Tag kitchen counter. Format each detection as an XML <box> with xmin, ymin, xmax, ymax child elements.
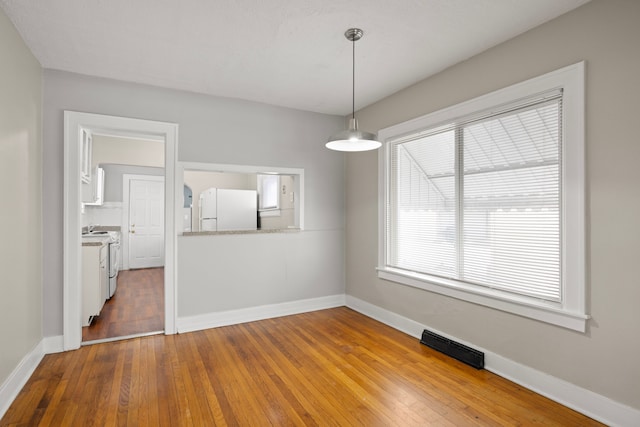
<box><xmin>183</xmin><ymin>228</ymin><xmax>301</xmax><ymax>237</ymax></box>
<box><xmin>81</xmin><ymin>227</ymin><xmax>121</xmax><ymax>246</ymax></box>
<box><xmin>82</xmin><ymin>239</ymin><xmax>109</xmax><ymax>247</ymax></box>
<box><xmin>82</xmin><ymin>235</ymin><xmax>111</xmax><ymax>247</ymax></box>
<box><xmin>82</xmin><ymin>225</ymin><xmax>121</xmax><ymax>233</ymax></box>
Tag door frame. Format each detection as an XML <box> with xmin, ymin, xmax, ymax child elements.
<box><xmin>122</xmin><ymin>174</ymin><xmax>165</xmax><ymax>270</ymax></box>
<box><xmin>63</xmin><ymin>111</ymin><xmax>178</xmax><ymax>351</ymax></box>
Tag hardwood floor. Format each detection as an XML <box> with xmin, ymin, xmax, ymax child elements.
<box><xmin>82</xmin><ymin>267</ymin><xmax>164</xmax><ymax>342</ymax></box>
<box><xmin>3</xmin><ymin>307</ymin><xmax>602</xmax><ymax>426</ymax></box>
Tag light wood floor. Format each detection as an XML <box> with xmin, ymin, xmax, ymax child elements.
<box><xmin>82</xmin><ymin>267</ymin><xmax>164</xmax><ymax>342</ymax></box>
<box><xmin>3</xmin><ymin>307</ymin><xmax>602</xmax><ymax>426</ymax></box>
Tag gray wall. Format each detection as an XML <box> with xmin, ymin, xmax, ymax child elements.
<box><xmin>347</xmin><ymin>0</ymin><xmax>640</xmax><ymax>410</ymax></box>
<box><xmin>0</xmin><ymin>9</ymin><xmax>42</xmax><ymax>385</ymax></box>
<box><xmin>43</xmin><ymin>70</ymin><xmax>345</xmax><ymax>334</ymax></box>
<box><xmin>101</xmin><ymin>164</ymin><xmax>164</xmax><ymax>202</ymax></box>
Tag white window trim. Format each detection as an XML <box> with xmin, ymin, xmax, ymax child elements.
<box><xmin>377</xmin><ymin>62</ymin><xmax>588</xmax><ymax>332</ymax></box>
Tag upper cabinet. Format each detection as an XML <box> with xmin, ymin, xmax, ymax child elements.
<box><xmin>82</xmin><ymin>167</ymin><xmax>104</xmax><ymax>205</ymax></box>
<box><xmin>81</xmin><ymin>128</ymin><xmax>104</xmax><ymax>205</ymax></box>
<box><xmin>81</xmin><ymin>129</ymin><xmax>92</xmax><ymax>183</ymax></box>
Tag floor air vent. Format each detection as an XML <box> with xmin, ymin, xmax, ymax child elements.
<box><xmin>420</xmin><ymin>329</ymin><xmax>484</xmax><ymax>369</ymax></box>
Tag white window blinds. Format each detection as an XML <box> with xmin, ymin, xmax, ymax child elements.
<box><xmin>258</xmin><ymin>174</ymin><xmax>280</xmax><ymax>210</ymax></box>
<box><xmin>387</xmin><ymin>91</ymin><xmax>563</xmax><ymax>302</ymax></box>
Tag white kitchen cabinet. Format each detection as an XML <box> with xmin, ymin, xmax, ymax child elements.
<box><xmin>82</xmin><ymin>166</ymin><xmax>104</xmax><ymax>205</ymax></box>
<box><xmin>81</xmin><ymin>128</ymin><xmax>92</xmax><ymax>184</ymax></box>
<box><xmin>82</xmin><ymin>243</ymin><xmax>107</xmax><ymax>326</ymax></box>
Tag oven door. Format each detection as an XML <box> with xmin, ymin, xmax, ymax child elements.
<box><xmin>108</xmin><ymin>241</ymin><xmax>120</xmax><ymax>298</ymax></box>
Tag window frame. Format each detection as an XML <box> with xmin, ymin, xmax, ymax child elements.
<box><xmin>377</xmin><ymin>62</ymin><xmax>588</xmax><ymax>332</ymax></box>
<box><xmin>257</xmin><ymin>174</ymin><xmax>281</xmax><ymax>213</ymax></box>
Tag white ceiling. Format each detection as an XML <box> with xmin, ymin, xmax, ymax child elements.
<box><xmin>1</xmin><ymin>0</ymin><xmax>590</xmax><ymax>116</ymax></box>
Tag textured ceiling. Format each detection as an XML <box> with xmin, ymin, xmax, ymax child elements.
<box><xmin>0</xmin><ymin>0</ymin><xmax>590</xmax><ymax>115</ymax></box>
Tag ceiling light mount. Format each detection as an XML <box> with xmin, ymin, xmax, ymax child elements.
<box><xmin>344</xmin><ymin>28</ymin><xmax>363</xmax><ymax>42</ymax></box>
<box><xmin>326</xmin><ymin>28</ymin><xmax>381</xmax><ymax>152</ymax></box>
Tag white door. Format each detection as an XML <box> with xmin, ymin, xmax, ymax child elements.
<box><xmin>129</xmin><ymin>178</ymin><xmax>164</xmax><ymax>269</ymax></box>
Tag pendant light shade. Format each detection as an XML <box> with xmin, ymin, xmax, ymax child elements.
<box><xmin>326</xmin><ymin>118</ymin><xmax>381</xmax><ymax>151</ymax></box>
<box><xmin>326</xmin><ymin>28</ymin><xmax>381</xmax><ymax>152</ymax></box>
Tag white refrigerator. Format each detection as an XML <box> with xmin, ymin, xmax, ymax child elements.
<box><xmin>199</xmin><ymin>188</ymin><xmax>257</xmax><ymax>231</ymax></box>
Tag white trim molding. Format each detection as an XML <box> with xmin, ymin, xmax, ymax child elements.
<box><xmin>377</xmin><ymin>62</ymin><xmax>587</xmax><ymax>332</ymax></box>
<box><xmin>63</xmin><ymin>111</ymin><xmax>178</xmax><ymax>351</ymax></box>
<box><xmin>42</xmin><ymin>335</ymin><xmax>65</xmax><ymax>354</ymax></box>
<box><xmin>377</xmin><ymin>268</ymin><xmax>589</xmax><ymax>332</ymax></box>
<box><xmin>177</xmin><ymin>294</ymin><xmax>345</xmax><ymax>334</ymax></box>
<box><xmin>0</xmin><ymin>341</ymin><xmax>45</xmax><ymax>420</ymax></box>
<box><xmin>345</xmin><ymin>295</ymin><xmax>640</xmax><ymax>427</ymax></box>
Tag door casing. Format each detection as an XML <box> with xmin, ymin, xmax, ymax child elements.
<box><xmin>63</xmin><ymin>111</ymin><xmax>178</xmax><ymax>351</ymax></box>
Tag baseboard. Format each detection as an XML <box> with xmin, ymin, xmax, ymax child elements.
<box><xmin>43</xmin><ymin>335</ymin><xmax>65</xmax><ymax>354</ymax></box>
<box><xmin>0</xmin><ymin>340</ymin><xmax>45</xmax><ymax>420</ymax></box>
<box><xmin>345</xmin><ymin>295</ymin><xmax>640</xmax><ymax>427</ymax></box>
<box><xmin>177</xmin><ymin>294</ymin><xmax>346</xmax><ymax>334</ymax></box>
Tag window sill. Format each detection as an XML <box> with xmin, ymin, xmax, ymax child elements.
<box><xmin>376</xmin><ymin>267</ymin><xmax>589</xmax><ymax>332</ymax></box>
<box><xmin>259</xmin><ymin>209</ymin><xmax>281</xmax><ymax>218</ymax></box>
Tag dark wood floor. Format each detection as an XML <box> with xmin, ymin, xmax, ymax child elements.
<box><xmin>3</xmin><ymin>307</ymin><xmax>602</xmax><ymax>426</ymax></box>
<box><xmin>82</xmin><ymin>267</ymin><xmax>164</xmax><ymax>342</ymax></box>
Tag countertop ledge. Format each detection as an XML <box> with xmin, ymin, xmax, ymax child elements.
<box><xmin>182</xmin><ymin>228</ymin><xmax>301</xmax><ymax>237</ymax></box>
<box><xmin>81</xmin><ymin>226</ymin><xmax>121</xmax><ymax>246</ymax></box>
<box><xmin>82</xmin><ymin>239</ymin><xmax>109</xmax><ymax>247</ymax></box>
<box><xmin>81</xmin><ymin>225</ymin><xmax>121</xmax><ymax>233</ymax></box>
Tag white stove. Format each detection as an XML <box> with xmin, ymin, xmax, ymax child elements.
<box><xmin>82</xmin><ymin>230</ymin><xmax>121</xmax><ymax>299</ymax></box>
<box><xmin>106</xmin><ymin>232</ymin><xmax>121</xmax><ymax>298</ymax></box>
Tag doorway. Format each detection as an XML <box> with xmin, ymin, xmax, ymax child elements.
<box><xmin>82</xmin><ymin>164</ymin><xmax>166</xmax><ymax>343</ymax></box>
<box><xmin>63</xmin><ymin>111</ymin><xmax>177</xmax><ymax>351</ymax></box>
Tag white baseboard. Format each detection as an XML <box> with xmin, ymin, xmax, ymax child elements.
<box><xmin>43</xmin><ymin>335</ymin><xmax>65</xmax><ymax>354</ymax></box>
<box><xmin>177</xmin><ymin>294</ymin><xmax>346</xmax><ymax>334</ymax></box>
<box><xmin>345</xmin><ymin>295</ymin><xmax>640</xmax><ymax>427</ymax></box>
<box><xmin>0</xmin><ymin>341</ymin><xmax>45</xmax><ymax>420</ymax></box>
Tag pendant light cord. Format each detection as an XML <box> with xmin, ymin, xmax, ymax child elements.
<box><xmin>352</xmin><ymin>34</ymin><xmax>356</xmax><ymax>120</ymax></box>
<box><xmin>326</xmin><ymin>28</ymin><xmax>380</xmax><ymax>151</ymax></box>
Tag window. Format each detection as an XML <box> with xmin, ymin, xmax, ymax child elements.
<box><xmin>378</xmin><ymin>62</ymin><xmax>587</xmax><ymax>332</ymax></box>
<box><xmin>258</xmin><ymin>174</ymin><xmax>280</xmax><ymax>211</ymax></box>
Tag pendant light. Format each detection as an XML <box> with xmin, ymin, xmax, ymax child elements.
<box><xmin>326</xmin><ymin>28</ymin><xmax>381</xmax><ymax>152</ymax></box>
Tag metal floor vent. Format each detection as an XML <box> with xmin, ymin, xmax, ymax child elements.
<box><xmin>420</xmin><ymin>329</ymin><xmax>484</xmax><ymax>370</ymax></box>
